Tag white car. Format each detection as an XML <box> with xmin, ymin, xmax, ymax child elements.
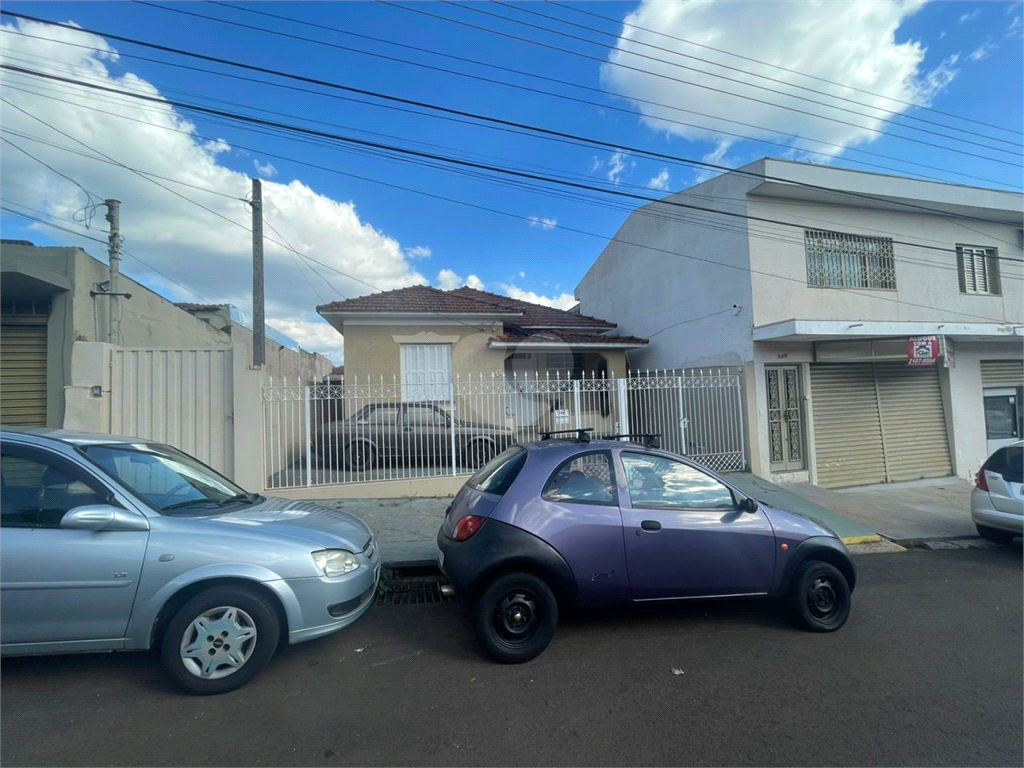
<box><xmin>971</xmin><ymin>441</ymin><xmax>1023</xmax><ymax>543</ymax></box>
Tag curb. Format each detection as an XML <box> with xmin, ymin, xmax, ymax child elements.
<box><xmin>841</xmin><ymin>534</ymin><xmax>884</xmax><ymax>545</ymax></box>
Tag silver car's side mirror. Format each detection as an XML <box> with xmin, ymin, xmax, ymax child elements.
<box><xmin>61</xmin><ymin>505</ymin><xmax>150</xmax><ymax>532</ymax></box>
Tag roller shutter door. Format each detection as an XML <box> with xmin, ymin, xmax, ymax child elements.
<box><xmin>981</xmin><ymin>360</ymin><xmax>1024</xmax><ymax>388</ymax></box>
<box><xmin>810</xmin><ymin>364</ymin><xmax>886</xmax><ymax>488</ymax></box>
<box><xmin>0</xmin><ymin>316</ymin><xmax>48</xmax><ymax>426</ymax></box>
<box><xmin>810</xmin><ymin>362</ymin><xmax>951</xmax><ymax>488</ymax></box>
<box><xmin>874</xmin><ymin>363</ymin><xmax>952</xmax><ymax>483</ymax></box>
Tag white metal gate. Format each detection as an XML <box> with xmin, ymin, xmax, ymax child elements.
<box><xmin>111</xmin><ymin>349</ymin><xmax>234</xmax><ymax>475</ymax></box>
<box><xmin>263</xmin><ymin>369</ymin><xmax>746</xmax><ymax>490</ymax></box>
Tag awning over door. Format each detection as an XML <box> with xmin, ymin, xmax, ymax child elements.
<box><xmin>0</xmin><ymin>316</ymin><xmax>48</xmax><ymax>426</ymax></box>
<box><xmin>810</xmin><ymin>362</ymin><xmax>951</xmax><ymax>488</ymax></box>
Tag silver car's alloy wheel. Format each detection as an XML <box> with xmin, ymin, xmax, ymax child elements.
<box><xmin>179</xmin><ymin>606</ymin><xmax>258</xmax><ymax>679</ymax></box>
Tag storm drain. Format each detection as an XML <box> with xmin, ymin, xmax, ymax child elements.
<box><xmin>375</xmin><ymin>572</ymin><xmax>455</xmax><ymax>606</ymax></box>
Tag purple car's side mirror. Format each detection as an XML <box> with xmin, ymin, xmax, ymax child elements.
<box><xmin>738</xmin><ymin>496</ymin><xmax>759</xmax><ymax>514</ymax></box>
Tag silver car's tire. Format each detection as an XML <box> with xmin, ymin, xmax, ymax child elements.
<box><xmin>976</xmin><ymin>524</ymin><xmax>1016</xmax><ymax>544</ymax></box>
<box><xmin>160</xmin><ymin>587</ymin><xmax>280</xmax><ymax>695</ymax></box>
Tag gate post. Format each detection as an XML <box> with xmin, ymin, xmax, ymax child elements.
<box><xmin>616</xmin><ymin>377</ymin><xmax>629</xmax><ymax>437</ymax></box>
<box><xmin>572</xmin><ymin>378</ymin><xmax>581</xmax><ymax>430</ymax></box>
<box><xmin>450</xmin><ymin>377</ymin><xmax>458</xmax><ymax>476</ymax></box>
<box><xmin>734</xmin><ymin>371</ymin><xmax>747</xmax><ymax>470</ymax></box>
<box><xmin>304</xmin><ymin>383</ymin><xmax>312</xmax><ymax>487</ymax></box>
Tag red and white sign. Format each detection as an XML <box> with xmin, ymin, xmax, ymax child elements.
<box><xmin>908</xmin><ymin>335</ymin><xmax>939</xmax><ymax>366</ymax></box>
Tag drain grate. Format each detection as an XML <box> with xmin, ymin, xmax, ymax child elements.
<box><xmin>375</xmin><ymin>574</ymin><xmax>455</xmax><ymax>606</ymax></box>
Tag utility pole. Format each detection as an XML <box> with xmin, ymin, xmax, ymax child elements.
<box><xmin>105</xmin><ymin>199</ymin><xmax>121</xmax><ymax>344</ymax></box>
<box><xmin>251</xmin><ymin>178</ymin><xmax>266</xmax><ymax>368</ymax></box>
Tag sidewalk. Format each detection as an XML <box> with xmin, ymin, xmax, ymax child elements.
<box><xmin>323</xmin><ymin>471</ymin><xmax>896</xmax><ymax>568</ymax></box>
<box><xmin>777</xmin><ymin>476</ymin><xmax>977</xmax><ymax>542</ymax></box>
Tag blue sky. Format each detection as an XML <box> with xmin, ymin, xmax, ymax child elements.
<box><xmin>1</xmin><ymin>1</ymin><xmax>1021</xmax><ymax>361</ymax></box>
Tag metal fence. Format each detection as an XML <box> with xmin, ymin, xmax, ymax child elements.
<box><xmin>262</xmin><ymin>369</ymin><xmax>745</xmax><ymax>489</ymax></box>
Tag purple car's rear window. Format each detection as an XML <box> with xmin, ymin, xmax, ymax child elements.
<box><xmin>468</xmin><ymin>446</ymin><xmax>527</xmax><ymax>496</ymax></box>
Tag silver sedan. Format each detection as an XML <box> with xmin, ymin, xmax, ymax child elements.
<box><xmin>0</xmin><ymin>427</ymin><xmax>380</xmax><ymax>695</ymax></box>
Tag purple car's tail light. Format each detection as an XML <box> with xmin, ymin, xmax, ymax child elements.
<box><xmin>452</xmin><ymin>515</ymin><xmax>487</xmax><ymax>541</ymax></box>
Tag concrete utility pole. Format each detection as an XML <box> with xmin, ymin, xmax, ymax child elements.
<box><xmin>251</xmin><ymin>178</ymin><xmax>266</xmax><ymax>368</ymax></box>
<box><xmin>105</xmin><ymin>199</ymin><xmax>121</xmax><ymax>344</ymax></box>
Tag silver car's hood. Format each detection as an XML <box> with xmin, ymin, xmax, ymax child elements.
<box><xmin>213</xmin><ymin>497</ymin><xmax>373</xmax><ymax>551</ymax></box>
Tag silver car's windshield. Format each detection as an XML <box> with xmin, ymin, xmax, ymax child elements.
<box><xmin>82</xmin><ymin>443</ymin><xmax>253</xmax><ymax>515</ymax></box>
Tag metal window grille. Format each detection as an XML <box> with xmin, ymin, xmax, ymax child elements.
<box><xmin>805</xmin><ymin>229</ymin><xmax>896</xmax><ymax>289</ymax></box>
<box><xmin>957</xmin><ymin>245</ymin><xmax>1000</xmax><ymax>295</ymax></box>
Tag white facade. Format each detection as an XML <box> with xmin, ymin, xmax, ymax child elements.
<box><xmin>576</xmin><ymin>159</ymin><xmax>1024</xmax><ymax>487</ymax></box>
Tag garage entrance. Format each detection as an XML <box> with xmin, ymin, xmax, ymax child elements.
<box><xmin>810</xmin><ymin>362</ymin><xmax>952</xmax><ymax>488</ymax></box>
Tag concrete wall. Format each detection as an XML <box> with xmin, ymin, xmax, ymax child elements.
<box><xmin>943</xmin><ymin>343</ymin><xmax>1024</xmax><ymax>480</ymax></box>
<box><xmin>745</xmin><ymin>197</ymin><xmax>1024</xmax><ymax>328</ymax></box>
<box><xmin>575</xmin><ymin>170</ymin><xmax>759</xmax><ymax>371</ymax></box>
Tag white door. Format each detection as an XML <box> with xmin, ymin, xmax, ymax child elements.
<box><xmin>400</xmin><ymin>344</ymin><xmax>453</xmax><ymax>402</ymax></box>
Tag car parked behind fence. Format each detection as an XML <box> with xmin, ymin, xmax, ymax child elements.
<box><xmin>315</xmin><ymin>401</ymin><xmax>514</xmax><ymax>472</ymax></box>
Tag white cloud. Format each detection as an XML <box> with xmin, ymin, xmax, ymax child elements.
<box><xmin>0</xmin><ymin>19</ymin><xmax>430</xmax><ymax>364</ymax></box>
<box><xmin>647</xmin><ymin>168</ymin><xmax>671</xmax><ymax>191</ymax></box>
<box><xmin>499</xmin><ymin>285</ymin><xmax>577</xmax><ymax>310</ymax></box>
<box><xmin>518</xmin><ymin>271</ymin><xmax>526</xmax><ymax>280</ymax></box>
<box><xmin>600</xmin><ymin>0</ymin><xmax>957</xmax><ymax>159</ymax></box>
<box><xmin>527</xmin><ymin>215</ymin><xmax>558</xmax><ymax>230</ymax></box>
<box><xmin>436</xmin><ymin>269</ymin><xmax>464</xmax><ymax>291</ymax></box>
<box><xmin>606</xmin><ymin>151</ymin><xmax>632</xmax><ymax>183</ymax></box>
<box><xmin>253</xmin><ymin>159</ymin><xmax>277</xmax><ymax>178</ymax></box>
<box><xmin>436</xmin><ymin>269</ymin><xmax>485</xmax><ymax>291</ymax></box>
<box><xmin>1008</xmin><ymin>16</ymin><xmax>1022</xmax><ymax>35</ymax></box>
<box><xmin>959</xmin><ymin>8</ymin><xmax>981</xmax><ymax>23</ymax></box>
<box><xmin>405</xmin><ymin>245</ymin><xmax>432</xmax><ymax>259</ymax></box>
<box><xmin>967</xmin><ymin>42</ymin><xmax>997</xmax><ymax>61</ymax></box>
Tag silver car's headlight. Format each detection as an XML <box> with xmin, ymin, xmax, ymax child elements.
<box><xmin>311</xmin><ymin>549</ymin><xmax>360</xmax><ymax>577</ymax></box>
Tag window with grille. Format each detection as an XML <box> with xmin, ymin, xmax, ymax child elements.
<box><xmin>957</xmin><ymin>245</ymin><xmax>1001</xmax><ymax>295</ymax></box>
<box><xmin>805</xmin><ymin>229</ymin><xmax>896</xmax><ymax>289</ymax></box>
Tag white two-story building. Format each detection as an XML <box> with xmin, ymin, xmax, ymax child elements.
<box><xmin>576</xmin><ymin>159</ymin><xmax>1023</xmax><ymax>488</ymax></box>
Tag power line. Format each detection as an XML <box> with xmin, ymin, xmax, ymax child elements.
<box><xmin>11</xmin><ymin>63</ymin><xmax>1020</xmax><ymax>263</ymax></box>
<box><xmin>382</xmin><ymin>0</ymin><xmax>1020</xmax><ymax>164</ymax></box>
<box><xmin>485</xmin><ymin>0</ymin><xmax>1022</xmax><ymax>151</ymax></box>
<box><xmin>260</xmin><ymin>212</ymin><xmax>333</xmax><ymax>303</ymax></box>
<box><xmin>1</xmin><ymin>204</ymin><xmax>108</xmax><ymax>244</ymax></box>
<box><xmin>6</xmin><ymin>97</ymin><xmax>1015</xmax><ymax>325</ymax></box>
<box><xmin>5</xmin><ymin>46</ymin><xmax>1020</xmax><ymax>261</ymax></box>
<box><xmin>2</xmin><ymin>14</ymin><xmax>1016</xmax><ymax>191</ymax></box>
<box><xmin>546</xmin><ymin>0</ymin><xmax>1023</xmax><ymax>138</ymax></box>
<box><xmin>6</xmin><ymin>68</ymin><xmax>1022</xmax><ymax>275</ymax></box>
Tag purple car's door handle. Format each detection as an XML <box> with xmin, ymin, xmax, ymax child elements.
<box><xmin>640</xmin><ymin>520</ymin><xmax>662</xmax><ymax>532</ymax></box>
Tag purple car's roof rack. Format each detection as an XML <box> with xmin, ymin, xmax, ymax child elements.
<box><xmin>599</xmin><ymin>433</ymin><xmax>662</xmax><ymax>449</ymax></box>
<box><xmin>540</xmin><ymin>428</ymin><xmax>593</xmax><ymax>443</ymax></box>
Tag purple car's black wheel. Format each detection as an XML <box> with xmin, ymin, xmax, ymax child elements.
<box><xmin>474</xmin><ymin>573</ymin><xmax>558</xmax><ymax>663</ymax></box>
<box><xmin>788</xmin><ymin>560</ymin><xmax>851</xmax><ymax>632</ymax></box>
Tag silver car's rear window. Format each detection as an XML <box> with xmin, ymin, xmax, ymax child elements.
<box><xmin>467</xmin><ymin>446</ymin><xmax>526</xmax><ymax>496</ymax></box>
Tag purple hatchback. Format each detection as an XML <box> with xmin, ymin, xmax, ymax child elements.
<box><xmin>437</xmin><ymin>432</ymin><xmax>856</xmax><ymax>663</ymax></box>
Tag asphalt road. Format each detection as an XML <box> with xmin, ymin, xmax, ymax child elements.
<box><xmin>2</xmin><ymin>547</ymin><xmax>1021</xmax><ymax>767</ymax></box>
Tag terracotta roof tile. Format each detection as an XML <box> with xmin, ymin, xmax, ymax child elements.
<box><xmin>175</xmin><ymin>302</ymin><xmax>225</xmax><ymax>312</ymax></box>
<box><xmin>449</xmin><ymin>287</ymin><xmax>615</xmax><ymax>329</ymax></box>
<box><xmin>491</xmin><ymin>330</ymin><xmax>648</xmax><ymax>346</ymax></box>
<box><xmin>316</xmin><ymin>285</ymin><xmax>521</xmax><ymax>315</ymax></box>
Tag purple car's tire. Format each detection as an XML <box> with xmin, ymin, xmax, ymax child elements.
<box><xmin>474</xmin><ymin>573</ymin><xmax>558</xmax><ymax>664</ymax></box>
<box><xmin>788</xmin><ymin>560</ymin><xmax>851</xmax><ymax>633</ymax></box>
<box><xmin>160</xmin><ymin>586</ymin><xmax>280</xmax><ymax>696</ymax></box>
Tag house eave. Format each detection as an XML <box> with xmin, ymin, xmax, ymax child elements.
<box><xmin>753</xmin><ymin>319</ymin><xmax>1024</xmax><ymax>343</ymax></box>
<box><xmin>488</xmin><ymin>340</ymin><xmax>647</xmax><ymax>349</ymax></box>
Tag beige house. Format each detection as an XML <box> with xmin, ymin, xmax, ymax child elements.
<box><xmin>316</xmin><ymin>285</ymin><xmax>648</xmax><ymax>434</ymax></box>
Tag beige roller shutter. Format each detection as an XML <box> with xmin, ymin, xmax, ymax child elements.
<box><xmin>810</xmin><ymin>363</ymin><xmax>886</xmax><ymax>488</ymax></box>
<box><xmin>875</xmin><ymin>363</ymin><xmax>952</xmax><ymax>483</ymax></box>
<box><xmin>981</xmin><ymin>360</ymin><xmax>1023</xmax><ymax>389</ymax></box>
<box><xmin>1</xmin><ymin>316</ymin><xmax>48</xmax><ymax>426</ymax></box>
